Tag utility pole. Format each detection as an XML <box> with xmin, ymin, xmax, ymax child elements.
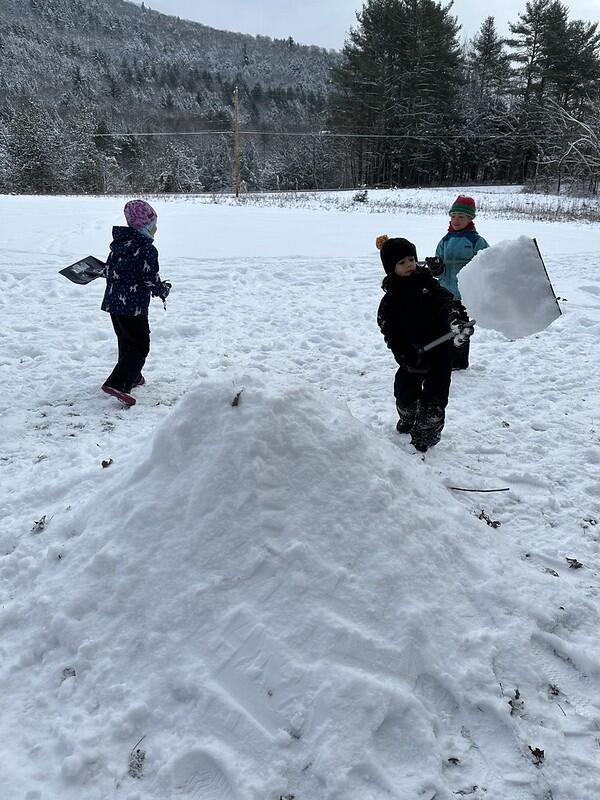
<box><xmin>233</xmin><ymin>85</ymin><xmax>241</xmax><ymax>197</ymax></box>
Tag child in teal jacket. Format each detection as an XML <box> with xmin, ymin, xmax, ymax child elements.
<box><xmin>433</xmin><ymin>195</ymin><xmax>489</xmax><ymax>369</ymax></box>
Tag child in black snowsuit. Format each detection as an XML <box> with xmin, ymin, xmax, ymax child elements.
<box><xmin>101</xmin><ymin>199</ymin><xmax>171</xmax><ymax>407</ymax></box>
<box><xmin>376</xmin><ymin>235</ymin><xmax>471</xmax><ymax>452</ymax></box>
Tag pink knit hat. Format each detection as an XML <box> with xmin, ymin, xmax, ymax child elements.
<box><xmin>124</xmin><ymin>199</ymin><xmax>157</xmax><ymax>231</ymax></box>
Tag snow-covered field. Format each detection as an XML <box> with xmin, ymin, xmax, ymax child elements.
<box><xmin>198</xmin><ymin>185</ymin><xmax>600</xmax><ymax>223</ymax></box>
<box><xmin>1</xmin><ymin>189</ymin><xmax>600</xmax><ymax>800</ymax></box>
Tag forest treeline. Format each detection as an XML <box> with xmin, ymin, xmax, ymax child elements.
<box><xmin>1</xmin><ymin>0</ymin><xmax>599</xmax><ymax>194</ymax></box>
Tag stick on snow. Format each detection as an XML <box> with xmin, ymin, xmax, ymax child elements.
<box><xmin>449</xmin><ymin>486</ymin><xmax>510</xmax><ymax>493</ymax></box>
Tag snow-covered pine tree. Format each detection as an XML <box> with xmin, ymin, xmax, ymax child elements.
<box><xmin>329</xmin><ymin>0</ymin><xmax>462</xmax><ymax>187</ymax></box>
<box><xmin>7</xmin><ymin>97</ymin><xmax>64</xmax><ymax>193</ymax></box>
<box><xmin>459</xmin><ymin>17</ymin><xmax>514</xmax><ymax>183</ymax></box>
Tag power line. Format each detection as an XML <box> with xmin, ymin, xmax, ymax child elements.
<box><xmin>94</xmin><ymin>129</ymin><xmax>424</xmax><ymax>140</ymax></box>
<box><xmin>94</xmin><ymin>128</ymin><xmax>517</xmax><ymax>141</ymax></box>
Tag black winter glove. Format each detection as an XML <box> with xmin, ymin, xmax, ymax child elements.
<box><xmin>159</xmin><ymin>280</ymin><xmax>171</xmax><ymax>301</ymax></box>
<box><xmin>451</xmin><ymin>319</ymin><xmax>475</xmax><ymax>347</ymax></box>
<box><xmin>448</xmin><ymin>300</ymin><xmax>473</xmax><ymax>345</ymax></box>
<box><xmin>425</xmin><ymin>256</ymin><xmax>444</xmax><ymax>276</ymax></box>
<box><xmin>401</xmin><ymin>343</ymin><xmax>426</xmax><ymax>369</ymax></box>
<box><xmin>150</xmin><ymin>280</ymin><xmax>172</xmax><ymax>301</ymax></box>
<box><xmin>449</xmin><ymin>299</ymin><xmax>469</xmax><ymax>324</ymax></box>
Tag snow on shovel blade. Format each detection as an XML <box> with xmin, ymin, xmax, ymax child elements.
<box><xmin>458</xmin><ymin>236</ymin><xmax>561</xmax><ymax>339</ymax></box>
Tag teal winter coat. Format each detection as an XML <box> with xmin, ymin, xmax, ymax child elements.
<box><xmin>435</xmin><ymin>228</ymin><xmax>489</xmax><ymax>299</ymax></box>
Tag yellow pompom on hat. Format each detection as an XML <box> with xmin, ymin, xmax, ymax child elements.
<box><xmin>375</xmin><ymin>234</ymin><xmax>389</xmax><ymax>250</ymax></box>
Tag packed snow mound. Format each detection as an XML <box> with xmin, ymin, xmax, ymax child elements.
<box><xmin>3</xmin><ymin>379</ymin><xmax>595</xmax><ymax>800</ymax></box>
<box><xmin>458</xmin><ymin>236</ymin><xmax>561</xmax><ymax>338</ymax></box>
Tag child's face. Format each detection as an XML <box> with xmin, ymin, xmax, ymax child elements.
<box><xmin>450</xmin><ymin>213</ymin><xmax>472</xmax><ymax>231</ymax></box>
<box><xmin>394</xmin><ymin>255</ymin><xmax>417</xmax><ymax>277</ymax></box>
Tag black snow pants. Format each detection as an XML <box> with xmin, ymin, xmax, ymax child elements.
<box><xmin>452</xmin><ymin>336</ymin><xmax>470</xmax><ymax>370</ymax></box>
<box><xmin>394</xmin><ymin>348</ymin><xmax>452</xmax><ymax>450</ymax></box>
<box><xmin>104</xmin><ymin>314</ymin><xmax>150</xmax><ymax>393</ymax></box>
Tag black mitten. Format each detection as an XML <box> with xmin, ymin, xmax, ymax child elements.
<box><xmin>404</xmin><ymin>344</ymin><xmax>425</xmax><ymax>367</ymax></box>
<box><xmin>452</xmin><ymin>321</ymin><xmax>475</xmax><ymax>347</ymax></box>
<box><xmin>449</xmin><ymin>299</ymin><xmax>468</xmax><ymax>325</ymax></box>
<box><xmin>159</xmin><ymin>280</ymin><xmax>171</xmax><ymax>301</ymax></box>
<box><xmin>425</xmin><ymin>256</ymin><xmax>444</xmax><ymax>276</ymax></box>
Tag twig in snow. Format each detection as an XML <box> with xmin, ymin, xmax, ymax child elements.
<box><xmin>31</xmin><ymin>514</ymin><xmax>53</xmax><ymax>533</ymax></box>
<box><xmin>231</xmin><ymin>389</ymin><xmax>244</xmax><ymax>407</ymax></box>
<box><xmin>129</xmin><ymin>736</ymin><xmax>146</xmax><ymax>755</ymax></box>
<box><xmin>529</xmin><ymin>746</ymin><xmax>545</xmax><ymax>765</ymax></box>
<box><xmin>509</xmin><ymin>688</ymin><xmax>525</xmax><ymax>716</ymax></box>
<box><xmin>128</xmin><ymin>736</ymin><xmax>146</xmax><ymax>780</ymax></box>
<box><xmin>477</xmin><ymin>510</ymin><xmax>501</xmax><ymax>528</ymax></box>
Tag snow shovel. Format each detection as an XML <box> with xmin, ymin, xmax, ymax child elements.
<box><xmin>59</xmin><ymin>255</ymin><xmax>106</xmax><ymax>284</ymax></box>
<box><xmin>420</xmin><ymin>319</ymin><xmax>476</xmax><ymax>354</ymax></box>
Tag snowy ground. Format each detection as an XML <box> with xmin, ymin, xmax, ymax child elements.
<box><xmin>1</xmin><ymin>190</ymin><xmax>600</xmax><ymax>800</ymax></box>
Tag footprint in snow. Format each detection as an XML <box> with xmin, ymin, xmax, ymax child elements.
<box><xmin>414</xmin><ymin>673</ymin><xmax>534</xmax><ymax>800</ymax></box>
<box><xmin>169</xmin><ymin>750</ymin><xmax>238</xmax><ymax>799</ymax></box>
<box><xmin>580</xmin><ymin>284</ymin><xmax>600</xmax><ymax>297</ymax></box>
<box><xmin>371</xmin><ymin>700</ymin><xmax>440</xmax><ymax>795</ymax></box>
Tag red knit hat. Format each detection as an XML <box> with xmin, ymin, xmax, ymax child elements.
<box><xmin>449</xmin><ymin>195</ymin><xmax>476</xmax><ymax>218</ymax></box>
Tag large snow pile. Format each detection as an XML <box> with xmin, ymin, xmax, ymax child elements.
<box><xmin>458</xmin><ymin>236</ymin><xmax>561</xmax><ymax>338</ymax></box>
<box><xmin>3</xmin><ymin>378</ymin><xmax>599</xmax><ymax>800</ymax></box>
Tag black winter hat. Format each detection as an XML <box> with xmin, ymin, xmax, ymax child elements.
<box><xmin>376</xmin><ymin>235</ymin><xmax>418</xmax><ymax>274</ymax></box>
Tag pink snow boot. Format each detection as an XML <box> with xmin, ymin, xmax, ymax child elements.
<box><xmin>101</xmin><ymin>385</ymin><xmax>136</xmax><ymax>406</ymax></box>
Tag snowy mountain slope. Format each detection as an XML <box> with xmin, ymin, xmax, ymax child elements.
<box><xmin>1</xmin><ymin>191</ymin><xmax>600</xmax><ymax>799</ymax></box>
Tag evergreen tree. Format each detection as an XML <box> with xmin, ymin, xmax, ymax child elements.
<box><xmin>196</xmin><ymin>138</ymin><xmax>232</xmax><ymax>191</ymax></box>
<box><xmin>468</xmin><ymin>16</ymin><xmax>511</xmax><ymax>102</ymax></box>
<box><xmin>330</xmin><ymin>0</ymin><xmax>462</xmax><ymax>185</ymax></box>
<box><xmin>458</xmin><ymin>17</ymin><xmax>514</xmax><ymax>182</ymax></box>
<box><xmin>549</xmin><ymin>19</ymin><xmax>600</xmax><ymax>111</ymax></box>
<box><xmin>507</xmin><ymin>0</ymin><xmax>552</xmax><ymax>105</ymax></box>
<box><xmin>65</xmin><ymin>113</ymin><xmax>107</xmax><ymax>193</ymax></box>
<box><xmin>537</xmin><ymin>1</ymin><xmax>570</xmax><ymax>103</ymax></box>
<box><xmin>155</xmin><ymin>141</ymin><xmax>202</xmax><ymax>192</ymax></box>
<box><xmin>0</xmin><ymin>119</ymin><xmax>9</xmax><ymax>192</ymax></box>
<box><xmin>115</xmin><ymin>132</ymin><xmax>147</xmax><ymax>191</ymax></box>
<box><xmin>507</xmin><ymin>0</ymin><xmax>554</xmax><ymax>181</ymax></box>
<box><xmin>7</xmin><ymin>97</ymin><xmax>63</xmax><ymax>192</ymax></box>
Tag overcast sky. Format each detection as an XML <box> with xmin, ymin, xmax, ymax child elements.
<box><xmin>133</xmin><ymin>0</ymin><xmax>600</xmax><ymax>49</ymax></box>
